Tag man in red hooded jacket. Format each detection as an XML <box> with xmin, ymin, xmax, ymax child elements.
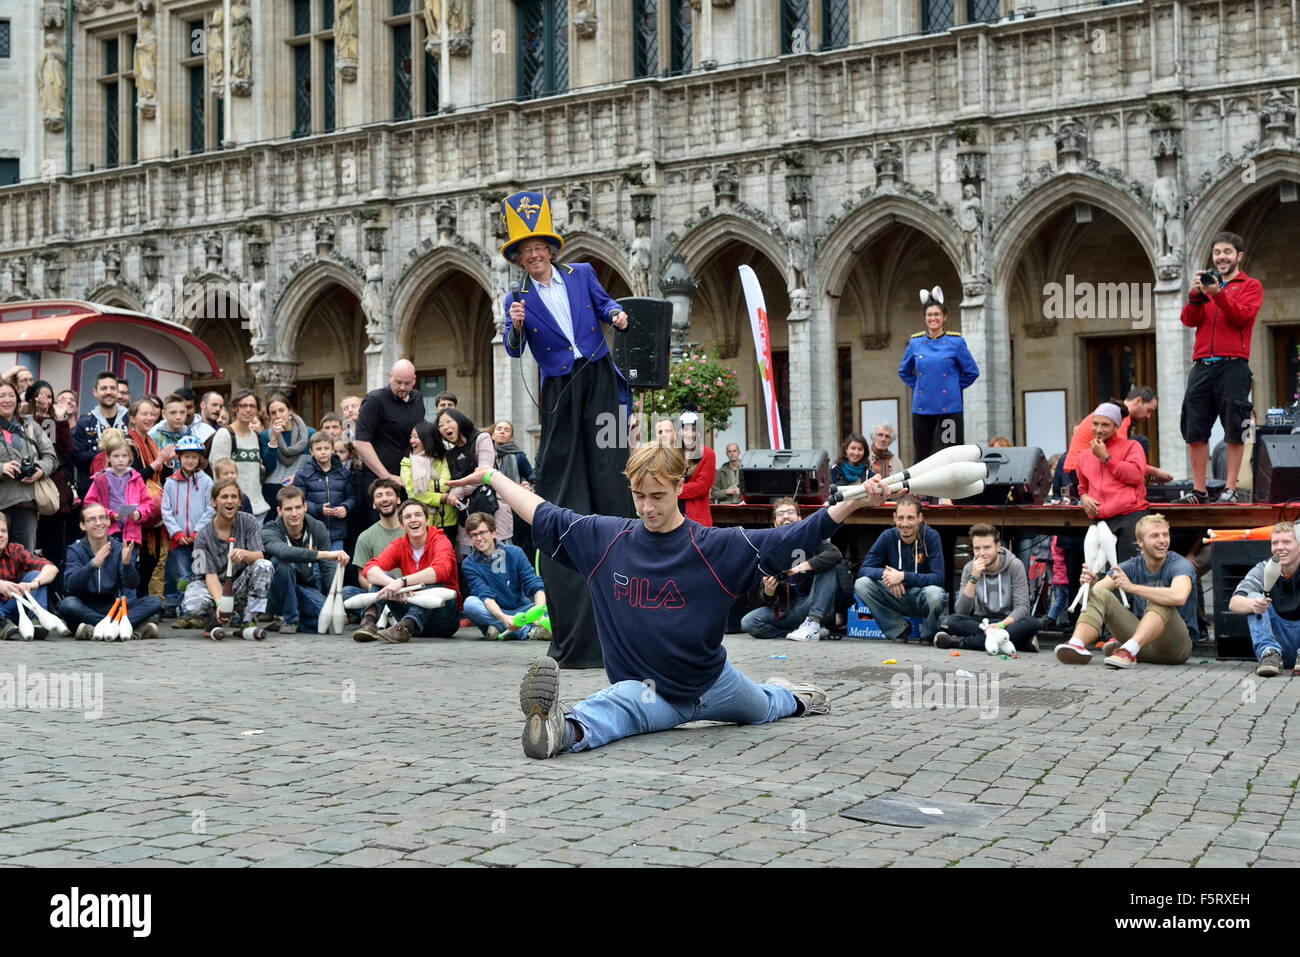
<box><xmin>1179</xmin><ymin>231</ymin><xmax>1264</xmax><ymax>503</ymax></box>
<box><xmin>1076</xmin><ymin>403</ymin><xmax>1149</xmax><ymax>563</ymax></box>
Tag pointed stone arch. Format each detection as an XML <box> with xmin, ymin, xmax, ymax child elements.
<box><xmin>273</xmin><ymin>260</ymin><xmax>366</xmax><ymax>358</ymax></box>
<box><xmin>85</xmin><ymin>285</ymin><xmax>144</xmax><ymax>312</ymax></box>
<box><xmin>391</xmin><ymin>247</ymin><xmax>493</xmax><ymax>351</ymax></box>
<box><xmin>818</xmin><ymin>196</ymin><xmax>963</xmax><ymax>300</ymax></box>
<box><xmin>557</xmin><ymin>231</ymin><xmax>634</xmax><ymax>296</ymax></box>
<box><xmin>1184</xmin><ymin>149</ymin><xmax>1300</xmax><ymax>261</ymax></box>
<box><xmin>673</xmin><ymin>214</ymin><xmax>788</xmax><ymax>283</ymax></box>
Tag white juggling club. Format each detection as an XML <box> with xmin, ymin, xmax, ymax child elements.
<box><xmin>877</xmin><ymin>444</ymin><xmax>984</xmax><ymax>487</ymax></box>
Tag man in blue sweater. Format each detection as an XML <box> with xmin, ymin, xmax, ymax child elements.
<box><xmin>853</xmin><ymin>495</ymin><xmax>947</xmax><ymax>644</ymax></box>
<box><xmin>483</xmin><ymin>442</ymin><xmax>887</xmax><ymax>759</ymax></box>
<box><xmin>460</xmin><ymin>511</ymin><xmax>548</xmax><ymax>641</ymax></box>
<box><xmin>65</xmin><ymin>503</ymin><xmax>163</xmax><ymax>640</ymax></box>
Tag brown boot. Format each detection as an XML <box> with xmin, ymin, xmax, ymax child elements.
<box><xmin>379</xmin><ymin>619</ymin><xmax>414</xmax><ymax>643</ymax></box>
<box><xmin>353</xmin><ymin>609</ymin><xmax>381</xmax><ymax>642</ymax></box>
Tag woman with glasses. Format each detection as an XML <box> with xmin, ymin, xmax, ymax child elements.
<box><xmin>210</xmin><ymin>390</ymin><xmax>271</xmax><ymax>520</ymax></box>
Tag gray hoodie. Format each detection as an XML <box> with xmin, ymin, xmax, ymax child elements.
<box><xmin>953</xmin><ymin>546</ymin><xmax>1031</xmax><ymax>621</ymax></box>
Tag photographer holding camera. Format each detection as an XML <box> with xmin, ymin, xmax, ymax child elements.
<box><xmin>1179</xmin><ymin>231</ymin><xmax>1264</xmax><ymax>503</ymax></box>
<box><xmin>0</xmin><ymin>379</ymin><xmax>56</xmax><ymax>552</ymax></box>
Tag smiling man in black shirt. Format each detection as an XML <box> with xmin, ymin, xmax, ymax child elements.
<box><xmin>349</xmin><ymin>359</ymin><xmax>423</xmax><ymax>535</ymax></box>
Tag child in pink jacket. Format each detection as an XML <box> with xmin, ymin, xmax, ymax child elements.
<box><xmin>1045</xmin><ymin>535</ymin><xmax>1070</xmax><ymax>625</ymax></box>
<box><xmin>84</xmin><ymin>428</ymin><xmax>158</xmax><ymax>546</ymax></box>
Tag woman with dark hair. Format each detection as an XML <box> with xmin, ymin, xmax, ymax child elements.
<box><xmin>211</xmin><ymin>389</ymin><xmax>270</xmax><ymax>520</ymax></box>
<box><xmin>25</xmin><ymin>381</ymin><xmax>77</xmax><ymax>572</ymax></box>
<box><xmin>261</xmin><ymin>392</ymin><xmax>311</xmax><ymax>512</ymax></box>
<box><xmin>0</xmin><ymin>380</ymin><xmax>57</xmax><ymax>552</ymax></box>
<box><xmin>436</xmin><ymin>408</ymin><xmax>511</xmax><ymax>556</ymax></box>
<box><xmin>401</xmin><ymin>420</ymin><xmax>457</xmax><ymax>532</ymax></box>
<box><xmin>898</xmin><ymin>286</ymin><xmax>979</xmax><ymax>463</ymax></box>
<box><xmin>831</xmin><ymin>432</ymin><xmax>869</xmax><ymax>487</ymax></box>
<box><xmin>123</xmin><ymin>397</ymin><xmax>169</xmax><ymax>594</ymax></box>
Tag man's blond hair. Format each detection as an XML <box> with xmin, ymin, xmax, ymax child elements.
<box><xmin>624</xmin><ymin>442</ymin><xmax>687</xmax><ymax>489</ymax></box>
<box><xmin>1135</xmin><ymin>513</ymin><xmax>1170</xmax><ymax>539</ymax></box>
<box><xmin>1272</xmin><ymin>521</ymin><xmax>1296</xmax><ymax>538</ymax></box>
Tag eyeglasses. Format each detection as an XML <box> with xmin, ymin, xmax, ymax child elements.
<box><xmin>774</xmin><ymin>509</ymin><xmax>800</xmax><ymax>520</ymax></box>
<box><xmin>84</xmin><ymin>516</ymin><xmax>111</xmax><ymax>524</ymax></box>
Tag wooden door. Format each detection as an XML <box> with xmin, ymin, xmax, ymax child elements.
<box><xmin>1085</xmin><ymin>335</ymin><xmax>1158</xmax><ymax>466</ymax></box>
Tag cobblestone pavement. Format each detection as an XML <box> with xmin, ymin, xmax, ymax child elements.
<box><xmin>2</xmin><ymin>625</ymin><xmax>1298</xmax><ymax>868</ymax></box>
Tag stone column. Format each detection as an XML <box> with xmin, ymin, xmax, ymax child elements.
<box><xmin>959</xmin><ymin>278</ymin><xmax>997</xmax><ymax>447</ymax></box>
<box><xmin>362</xmin><ymin>223</ymin><xmax>392</xmax><ymax>390</ymax></box>
<box><xmin>1154</xmin><ymin>279</ymin><xmax>1190</xmax><ymax>479</ymax></box>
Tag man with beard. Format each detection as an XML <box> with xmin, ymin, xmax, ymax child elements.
<box><xmin>72</xmin><ymin>371</ymin><xmax>128</xmax><ymax>496</ymax></box>
<box><xmin>347</xmin><ymin>477</ymin><xmax>406</xmax><ymax>640</ymax></box>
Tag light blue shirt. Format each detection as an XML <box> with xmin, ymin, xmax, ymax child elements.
<box><xmin>534</xmin><ymin>269</ymin><xmax>578</xmax><ymax>352</ymax></box>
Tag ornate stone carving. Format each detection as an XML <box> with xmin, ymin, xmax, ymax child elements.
<box><xmin>958</xmin><ymin>183</ymin><xmax>985</xmax><ymax>277</ymax></box>
<box><xmin>203</xmin><ymin>233</ymin><xmax>224</xmax><ymax>273</ymax></box>
<box><xmin>631</xmin><ymin>191</ymin><xmax>655</xmax><ymax>224</ymax></box>
<box><xmin>134</xmin><ymin>13</ymin><xmax>157</xmax><ymax>119</ymax></box>
<box><xmin>1157</xmin><ymin>262</ymin><xmax>1183</xmax><ymax>282</ymax></box>
<box><xmin>785</xmin><ymin>173</ymin><xmax>811</xmax><ymax>205</ymax></box>
<box><xmin>788</xmin><ymin>287</ymin><xmax>811</xmax><ymax>322</ymax></box>
<box><xmin>315</xmin><ymin>219</ymin><xmax>337</xmax><ymax>256</ymax></box>
<box><xmin>786</xmin><ymin>201</ymin><xmax>810</xmax><ymax>289</ymax></box>
<box><xmin>42</xmin><ymin>3</ymin><xmax>65</xmax><ymax>30</ymax></box>
<box><xmin>962</xmin><ymin>277</ymin><xmax>988</xmax><ymax>299</ymax></box>
<box><xmin>7</xmin><ymin>260</ymin><xmax>28</xmax><ymax>298</ymax></box>
<box><xmin>335</xmin><ymin>0</ymin><xmax>358</xmax><ymax>80</ymax></box>
<box><xmin>364</xmin><ymin>225</ymin><xmax>387</xmax><ymax>256</ymax></box>
<box><xmin>141</xmin><ymin>249</ymin><xmax>163</xmax><ymax>282</ymax></box>
<box><xmin>244</xmin><ymin>279</ymin><xmax>268</xmax><ymax>354</ymax></box>
<box><xmin>712</xmin><ymin>164</ymin><xmax>738</xmax><ymax>210</ymax></box>
<box><xmin>1260</xmin><ymin>90</ymin><xmax>1296</xmax><ymax>147</ymax></box>
<box><xmin>1149</xmin><ymin>126</ymin><xmax>1182</xmax><ymax>160</ymax></box>
<box><xmin>873</xmin><ymin>144</ymin><xmax>902</xmax><ymax>189</ymax></box>
<box><xmin>574</xmin><ymin>0</ymin><xmax>597</xmax><ymax>39</ymax></box>
<box><xmin>861</xmin><ymin>334</ymin><xmax>891</xmax><ymax>351</ymax></box>
<box><xmin>229</xmin><ymin>0</ymin><xmax>252</xmax><ymax>96</ymax></box>
<box><xmin>629</xmin><ymin>221</ymin><xmax>653</xmax><ymax>298</ymax></box>
<box><xmin>448</xmin><ymin>0</ymin><xmax>474</xmax><ymax>56</ymax></box>
<box><xmin>251</xmin><ymin>359</ymin><xmax>301</xmax><ymax>393</ymax></box>
<box><xmin>1150</xmin><ymin>174</ymin><xmax>1184</xmax><ymax>260</ymax></box>
<box><xmin>43</xmin><ymin>264</ymin><xmax>63</xmax><ymax>295</ymax></box>
<box><xmin>103</xmin><ymin>245</ymin><xmax>122</xmax><ymax>284</ymax></box>
<box><xmin>1023</xmin><ymin>319</ymin><xmax>1057</xmax><ymax>338</ymax></box>
<box><xmin>1055</xmin><ymin>118</ymin><xmax>1087</xmax><ymax>169</ymax></box>
<box><xmin>207</xmin><ymin>7</ymin><xmax>224</xmax><ymax>93</ymax></box>
<box><xmin>436</xmin><ymin>202</ymin><xmax>457</xmax><ymax>242</ymax></box>
<box><xmin>39</xmin><ymin>33</ymin><xmax>66</xmax><ymax>133</ymax></box>
<box><xmin>568</xmin><ymin>185</ymin><xmax>591</xmax><ymax>228</ymax></box>
<box><xmin>246</xmin><ymin>239</ymin><xmax>269</xmax><ymax>271</ymax></box>
<box><xmin>957</xmin><ymin>149</ymin><xmax>987</xmax><ymax>185</ymax></box>
<box><xmin>361</xmin><ymin>262</ymin><xmax>386</xmax><ymax>345</ymax></box>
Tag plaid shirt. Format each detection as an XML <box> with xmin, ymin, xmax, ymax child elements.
<box><xmin>0</xmin><ymin>542</ymin><xmax>52</xmax><ymax>583</ymax></box>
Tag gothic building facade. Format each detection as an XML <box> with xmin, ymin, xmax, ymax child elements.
<box><xmin>2</xmin><ymin>0</ymin><xmax>1298</xmax><ymax>472</ymax></box>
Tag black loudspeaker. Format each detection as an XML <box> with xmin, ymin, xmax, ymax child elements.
<box><xmin>612</xmin><ymin>297</ymin><xmax>672</xmax><ymax>390</ymax></box>
<box><xmin>1209</xmin><ymin>539</ymin><xmax>1270</xmax><ymax>659</ymax></box>
<box><xmin>739</xmin><ymin>449</ymin><xmax>831</xmax><ymax>505</ymax></box>
<box><xmin>966</xmin><ymin>447</ymin><xmax>1051</xmax><ymax>505</ymax></box>
<box><xmin>1254</xmin><ymin>434</ymin><xmax>1300</xmax><ymax>503</ymax></box>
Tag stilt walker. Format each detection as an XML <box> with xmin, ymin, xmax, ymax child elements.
<box><xmin>500</xmin><ymin>191</ymin><xmax>636</xmax><ymax>669</ymax></box>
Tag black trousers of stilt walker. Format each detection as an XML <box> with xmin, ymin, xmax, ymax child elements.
<box><xmin>534</xmin><ymin>355</ymin><xmax>635</xmax><ymax>670</ymax></box>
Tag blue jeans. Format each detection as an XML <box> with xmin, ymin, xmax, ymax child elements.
<box><xmin>567</xmin><ymin>661</ymin><xmax>798</xmax><ymax>752</ymax></box>
<box><xmin>1247</xmin><ymin>603</ymin><xmax>1300</xmax><ymax>669</ymax></box>
<box><xmin>853</xmin><ymin>577</ymin><xmax>947</xmax><ymax>641</ymax></box>
<box><xmin>0</xmin><ymin>570</ymin><xmax>48</xmax><ymax>623</ymax></box>
<box><xmin>741</xmin><ymin>570</ymin><xmax>838</xmax><ymax>638</ymax></box>
<box><xmin>61</xmin><ymin>594</ymin><xmax>163</xmax><ymax>627</ymax></box>
<box><xmin>1046</xmin><ymin>584</ymin><xmax>1069</xmax><ymax>621</ymax></box>
<box><xmin>267</xmin><ymin>559</ymin><xmax>326</xmax><ymax>632</ymax></box>
<box><xmin>163</xmin><ymin>544</ymin><xmax>193</xmax><ymax>610</ymax></box>
<box><xmin>464</xmin><ymin>596</ymin><xmax>534</xmax><ymax>638</ymax></box>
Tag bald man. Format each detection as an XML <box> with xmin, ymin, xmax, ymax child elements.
<box><xmin>350</xmin><ymin>360</ymin><xmax>424</xmax><ymax>533</ymax></box>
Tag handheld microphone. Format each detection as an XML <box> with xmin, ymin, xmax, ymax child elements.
<box><xmin>510</xmin><ymin>281</ymin><xmax>521</xmax><ymax>303</ymax></box>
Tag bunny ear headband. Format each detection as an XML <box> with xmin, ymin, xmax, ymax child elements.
<box><xmin>918</xmin><ymin>286</ymin><xmax>944</xmax><ymax>308</ymax></box>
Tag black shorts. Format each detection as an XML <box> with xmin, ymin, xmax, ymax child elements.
<box><xmin>1180</xmin><ymin>358</ymin><xmax>1253</xmax><ymax>444</ymax></box>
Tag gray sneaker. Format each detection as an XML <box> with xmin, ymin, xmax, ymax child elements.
<box><xmin>765</xmin><ymin>677</ymin><xmax>831</xmax><ymax>716</ymax></box>
<box><xmin>279</xmin><ymin>619</ymin><xmax>299</xmax><ymax>635</ymax></box>
<box><xmin>519</xmin><ymin>657</ymin><xmax>572</xmax><ymax>759</ymax></box>
<box><xmin>1257</xmin><ymin>648</ymin><xmax>1283</xmax><ymax>678</ymax></box>
<box><xmin>485</xmin><ymin>625</ymin><xmax>501</xmax><ymax>641</ymax></box>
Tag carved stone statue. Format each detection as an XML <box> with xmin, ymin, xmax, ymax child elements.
<box><xmin>1150</xmin><ymin>175</ymin><xmax>1184</xmax><ymax>259</ymax></box>
<box><xmin>203</xmin><ymin>233</ymin><xmax>223</xmax><ymax>271</ymax></box>
<box><xmin>361</xmin><ymin>263</ymin><xmax>386</xmax><ymax>344</ymax></box>
<box><xmin>629</xmin><ymin>221</ymin><xmax>654</xmax><ymax>297</ymax></box>
<box><xmin>789</xmin><ymin>287</ymin><xmax>811</xmax><ymax>323</ymax></box>
<box><xmin>134</xmin><ymin>16</ymin><xmax>158</xmax><ymax>118</ymax></box>
<box><xmin>574</xmin><ymin>0</ymin><xmax>597</xmax><ymax>39</ymax></box>
<box><xmin>958</xmin><ymin>183</ymin><xmax>985</xmax><ymax>276</ymax></box>
<box><xmin>103</xmin><ymin>245</ymin><xmax>122</xmax><ymax>283</ymax></box>
<box><xmin>229</xmin><ymin>0</ymin><xmax>252</xmax><ymax>96</ymax></box>
<box><xmin>786</xmin><ymin>202</ymin><xmax>810</xmax><ymax>289</ymax></box>
<box><xmin>423</xmin><ymin>0</ymin><xmax>440</xmax><ymax>53</ymax></box>
<box><xmin>207</xmin><ymin>6</ymin><xmax>224</xmax><ymax>94</ymax></box>
<box><xmin>335</xmin><ymin>0</ymin><xmax>358</xmax><ymax>80</ymax></box>
<box><xmin>39</xmin><ymin>35</ymin><xmax>67</xmax><ymax>133</ymax></box>
<box><xmin>448</xmin><ymin>0</ymin><xmax>474</xmax><ymax>55</ymax></box>
<box><xmin>315</xmin><ymin>219</ymin><xmax>336</xmax><ymax>255</ymax></box>
<box><xmin>245</xmin><ymin>279</ymin><xmax>267</xmax><ymax>353</ymax></box>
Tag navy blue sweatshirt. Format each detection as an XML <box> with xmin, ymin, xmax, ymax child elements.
<box><xmin>857</xmin><ymin>525</ymin><xmax>945</xmax><ymax>590</ymax></box>
<box><xmin>531</xmin><ymin>502</ymin><xmax>840</xmax><ymax>703</ymax></box>
<box><xmin>65</xmin><ymin>537</ymin><xmax>141</xmax><ymax>601</ymax></box>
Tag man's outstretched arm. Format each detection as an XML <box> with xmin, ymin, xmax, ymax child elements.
<box><xmin>827</xmin><ymin>477</ymin><xmax>888</xmax><ymax>521</ymax></box>
<box><xmin>484</xmin><ymin>469</ymin><xmax>545</xmax><ymax>524</ymax></box>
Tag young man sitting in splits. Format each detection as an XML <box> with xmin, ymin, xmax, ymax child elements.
<box><xmin>482</xmin><ymin>442</ymin><xmax>887</xmax><ymax>758</ymax></box>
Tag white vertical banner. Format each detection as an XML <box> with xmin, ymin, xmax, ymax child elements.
<box><xmin>738</xmin><ymin>265</ymin><xmax>785</xmax><ymax>451</ymax></box>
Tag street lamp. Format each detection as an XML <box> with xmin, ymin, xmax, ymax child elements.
<box><xmin>660</xmin><ymin>255</ymin><xmax>699</xmax><ymax>360</ymax></box>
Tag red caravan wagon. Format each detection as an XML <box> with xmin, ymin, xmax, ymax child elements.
<box><xmin>0</xmin><ymin>300</ymin><xmax>222</xmax><ymax>414</ymax></box>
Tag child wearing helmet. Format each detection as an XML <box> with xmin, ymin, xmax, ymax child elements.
<box><xmin>162</xmin><ymin>434</ymin><xmax>214</xmax><ymax>621</ymax></box>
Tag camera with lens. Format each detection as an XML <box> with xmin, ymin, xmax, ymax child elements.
<box><xmin>1199</xmin><ymin>268</ymin><xmax>1222</xmax><ymax>288</ymax></box>
<box><xmin>17</xmin><ymin>459</ymin><xmax>36</xmax><ymax>479</ymax></box>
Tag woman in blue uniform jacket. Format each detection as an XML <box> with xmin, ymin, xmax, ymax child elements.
<box><xmin>898</xmin><ymin>286</ymin><xmax>979</xmax><ymax>463</ymax></box>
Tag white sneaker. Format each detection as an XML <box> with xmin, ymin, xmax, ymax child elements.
<box><xmin>765</xmin><ymin>677</ymin><xmax>831</xmax><ymax>715</ymax></box>
<box><xmin>786</xmin><ymin>618</ymin><xmax>821</xmax><ymax>642</ymax></box>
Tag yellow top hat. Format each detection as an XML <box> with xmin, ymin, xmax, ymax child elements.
<box><xmin>500</xmin><ymin>191</ymin><xmax>565</xmax><ymax>264</ymax></box>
